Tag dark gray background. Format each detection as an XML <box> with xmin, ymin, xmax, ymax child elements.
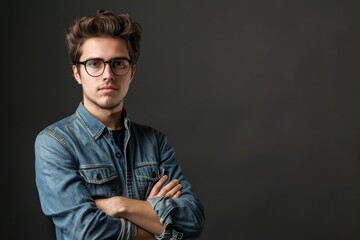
<box><xmin>2</xmin><ymin>1</ymin><xmax>360</xmax><ymax>239</ymax></box>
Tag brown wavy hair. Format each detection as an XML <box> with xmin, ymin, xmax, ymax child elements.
<box><xmin>65</xmin><ymin>10</ymin><xmax>143</xmax><ymax>64</ymax></box>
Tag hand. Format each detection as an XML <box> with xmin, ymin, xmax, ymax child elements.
<box><xmin>147</xmin><ymin>175</ymin><xmax>182</xmax><ymax>199</ymax></box>
<box><xmin>95</xmin><ymin>196</ymin><xmax>126</xmax><ymax>218</ymax></box>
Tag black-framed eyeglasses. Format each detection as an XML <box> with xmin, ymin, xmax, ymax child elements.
<box><xmin>73</xmin><ymin>57</ymin><xmax>133</xmax><ymax>77</ymax></box>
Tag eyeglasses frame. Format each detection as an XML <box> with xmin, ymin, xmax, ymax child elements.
<box><xmin>73</xmin><ymin>57</ymin><xmax>133</xmax><ymax>77</ymax></box>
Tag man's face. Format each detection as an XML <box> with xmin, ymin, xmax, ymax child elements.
<box><xmin>72</xmin><ymin>37</ymin><xmax>136</xmax><ymax>114</ymax></box>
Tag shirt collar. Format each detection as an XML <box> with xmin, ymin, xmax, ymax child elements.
<box><xmin>76</xmin><ymin>102</ymin><xmax>130</xmax><ymax>139</ymax></box>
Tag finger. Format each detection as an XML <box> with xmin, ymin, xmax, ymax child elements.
<box><xmin>158</xmin><ymin>179</ymin><xmax>179</xmax><ymax>196</ymax></box>
<box><xmin>148</xmin><ymin>175</ymin><xmax>168</xmax><ymax>198</ymax></box>
<box><xmin>168</xmin><ymin>184</ymin><xmax>182</xmax><ymax>197</ymax></box>
<box><xmin>165</xmin><ymin>183</ymin><xmax>182</xmax><ymax>198</ymax></box>
<box><xmin>172</xmin><ymin>191</ymin><xmax>182</xmax><ymax>198</ymax></box>
<box><xmin>168</xmin><ymin>184</ymin><xmax>182</xmax><ymax>198</ymax></box>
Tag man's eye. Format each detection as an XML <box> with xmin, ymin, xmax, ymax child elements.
<box><xmin>87</xmin><ymin>60</ymin><xmax>102</xmax><ymax>68</ymax></box>
<box><xmin>113</xmin><ymin>59</ymin><xmax>127</xmax><ymax>68</ymax></box>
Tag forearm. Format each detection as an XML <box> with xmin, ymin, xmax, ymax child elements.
<box><xmin>136</xmin><ymin>227</ymin><xmax>156</xmax><ymax>240</ymax></box>
<box><xmin>121</xmin><ymin>198</ymin><xmax>164</xmax><ymax>236</ymax></box>
<box><xmin>96</xmin><ymin>196</ymin><xmax>164</xmax><ymax>236</ymax></box>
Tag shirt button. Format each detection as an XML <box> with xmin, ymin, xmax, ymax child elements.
<box><xmin>115</xmin><ymin>152</ymin><xmax>121</xmax><ymax>158</ymax></box>
<box><xmin>96</xmin><ymin>173</ymin><xmax>102</xmax><ymax>181</ymax></box>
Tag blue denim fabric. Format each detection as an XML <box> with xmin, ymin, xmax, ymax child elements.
<box><xmin>35</xmin><ymin>102</ymin><xmax>205</xmax><ymax>240</ymax></box>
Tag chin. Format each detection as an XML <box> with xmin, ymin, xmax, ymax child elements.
<box><xmin>99</xmin><ymin>101</ymin><xmax>123</xmax><ymax>110</ymax></box>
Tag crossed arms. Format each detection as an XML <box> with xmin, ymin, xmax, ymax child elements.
<box><xmin>95</xmin><ymin>175</ymin><xmax>182</xmax><ymax>240</ymax></box>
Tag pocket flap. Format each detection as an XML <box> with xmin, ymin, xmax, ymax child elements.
<box><xmin>79</xmin><ymin>165</ymin><xmax>117</xmax><ymax>184</ymax></box>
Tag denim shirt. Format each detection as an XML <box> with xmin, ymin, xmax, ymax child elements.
<box><xmin>35</xmin><ymin>103</ymin><xmax>205</xmax><ymax>240</ymax></box>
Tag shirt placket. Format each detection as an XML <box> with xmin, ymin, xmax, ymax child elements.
<box><xmin>124</xmin><ymin>122</ymin><xmax>135</xmax><ymax>198</ymax></box>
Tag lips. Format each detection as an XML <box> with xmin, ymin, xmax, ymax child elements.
<box><xmin>99</xmin><ymin>85</ymin><xmax>117</xmax><ymax>93</ymax></box>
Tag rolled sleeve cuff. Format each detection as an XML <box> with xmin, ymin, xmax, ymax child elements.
<box><xmin>147</xmin><ymin>196</ymin><xmax>183</xmax><ymax>240</ymax></box>
<box><xmin>119</xmin><ymin>219</ymin><xmax>137</xmax><ymax>240</ymax></box>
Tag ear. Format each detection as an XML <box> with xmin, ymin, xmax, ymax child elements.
<box><xmin>72</xmin><ymin>65</ymin><xmax>82</xmax><ymax>85</ymax></box>
<box><xmin>130</xmin><ymin>64</ymin><xmax>136</xmax><ymax>82</ymax></box>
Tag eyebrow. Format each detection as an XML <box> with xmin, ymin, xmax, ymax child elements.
<box><xmin>82</xmin><ymin>56</ymin><xmax>131</xmax><ymax>61</ymax></box>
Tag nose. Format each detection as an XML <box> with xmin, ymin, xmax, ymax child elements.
<box><xmin>102</xmin><ymin>62</ymin><xmax>115</xmax><ymax>80</ymax></box>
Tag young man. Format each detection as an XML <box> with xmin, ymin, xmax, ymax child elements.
<box><xmin>35</xmin><ymin>10</ymin><xmax>205</xmax><ymax>240</ymax></box>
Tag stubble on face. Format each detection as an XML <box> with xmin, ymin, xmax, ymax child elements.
<box><xmin>84</xmin><ymin>84</ymin><xmax>126</xmax><ymax>111</ymax></box>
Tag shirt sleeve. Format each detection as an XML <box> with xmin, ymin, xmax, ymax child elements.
<box><xmin>147</xmin><ymin>130</ymin><xmax>205</xmax><ymax>240</ymax></box>
<box><xmin>35</xmin><ymin>130</ymin><xmax>137</xmax><ymax>240</ymax></box>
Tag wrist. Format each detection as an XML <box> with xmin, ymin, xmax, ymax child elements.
<box><xmin>112</xmin><ymin>196</ymin><xmax>129</xmax><ymax>218</ymax></box>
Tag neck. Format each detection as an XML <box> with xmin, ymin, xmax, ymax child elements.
<box><xmin>101</xmin><ymin>110</ymin><xmax>124</xmax><ymax>130</ymax></box>
<box><xmin>84</xmin><ymin>102</ymin><xmax>124</xmax><ymax>130</ymax></box>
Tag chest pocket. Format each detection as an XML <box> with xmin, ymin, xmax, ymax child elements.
<box><xmin>134</xmin><ymin>162</ymin><xmax>165</xmax><ymax>200</ymax></box>
<box><xmin>79</xmin><ymin>164</ymin><xmax>118</xmax><ymax>198</ymax></box>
